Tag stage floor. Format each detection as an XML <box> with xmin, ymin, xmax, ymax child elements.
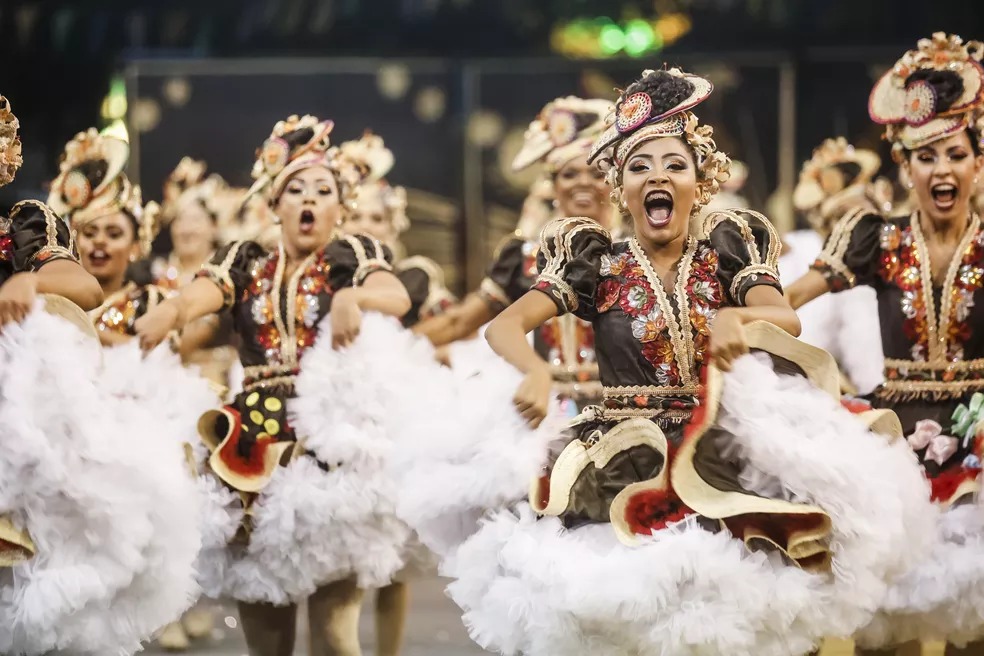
<box><xmin>142</xmin><ymin>579</ymin><xmax>945</xmax><ymax>656</ymax></box>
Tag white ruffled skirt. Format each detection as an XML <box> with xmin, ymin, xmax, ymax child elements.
<box><xmin>0</xmin><ymin>302</ymin><xmax>211</xmax><ymax>655</ymax></box>
<box><xmin>438</xmin><ymin>354</ymin><xmax>935</xmax><ymax>656</ymax></box>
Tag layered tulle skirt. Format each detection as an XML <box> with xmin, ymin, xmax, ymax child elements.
<box><xmin>0</xmin><ymin>299</ymin><xmax>211</xmax><ymax>655</ymax></box>
<box><xmin>853</xmin><ymin>393</ymin><xmax>984</xmax><ymax>648</ymax></box>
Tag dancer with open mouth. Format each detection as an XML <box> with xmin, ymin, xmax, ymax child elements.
<box><xmin>134</xmin><ymin>114</ymin><xmax>412</xmax><ymax>656</ymax></box>
<box><xmin>787</xmin><ymin>33</ymin><xmax>984</xmax><ymax>655</ymax></box>
<box><xmin>436</xmin><ymin>67</ymin><xmax>934</xmax><ymax>656</ymax></box>
<box><xmin>0</xmin><ymin>101</ymin><xmax>206</xmax><ymax>656</ymax></box>
<box><xmin>46</xmin><ymin>129</ymin><xmax>169</xmax><ymax>346</ymax></box>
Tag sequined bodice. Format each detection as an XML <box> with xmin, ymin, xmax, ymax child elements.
<box><xmin>235</xmin><ymin>245</ymin><xmax>335</xmax><ymax>370</ymax></box>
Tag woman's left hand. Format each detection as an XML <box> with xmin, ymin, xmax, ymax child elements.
<box><xmin>331</xmin><ymin>288</ymin><xmax>363</xmax><ymax>350</ymax></box>
<box><xmin>710</xmin><ymin>308</ymin><xmax>748</xmax><ymax>372</ymax></box>
<box><xmin>0</xmin><ymin>272</ymin><xmax>38</xmax><ymax>328</ymax></box>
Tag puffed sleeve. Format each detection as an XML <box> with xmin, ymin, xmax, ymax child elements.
<box><xmin>809</xmin><ymin>209</ymin><xmax>885</xmax><ymax>292</ymax></box>
<box><xmin>7</xmin><ymin>200</ymin><xmax>78</xmax><ymax>272</ymax></box>
<box><xmin>395</xmin><ymin>256</ymin><xmax>457</xmax><ymax>327</ymax></box>
<box><xmin>324</xmin><ymin>233</ymin><xmax>394</xmax><ymax>290</ymax></box>
<box><xmin>530</xmin><ymin>216</ymin><xmax>612</xmax><ymax>320</ymax></box>
<box><xmin>480</xmin><ymin>236</ymin><xmax>542</xmax><ymax>315</ymax></box>
<box><xmin>197</xmin><ymin>240</ymin><xmax>266</xmax><ymax>310</ymax></box>
<box><xmin>705</xmin><ymin>209</ymin><xmax>783</xmax><ymax>306</ymax></box>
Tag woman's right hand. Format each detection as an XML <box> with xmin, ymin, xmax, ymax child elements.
<box><xmin>514</xmin><ymin>365</ymin><xmax>553</xmax><ymax>429</ymax></box>
<box><xmin>0</xmin><ymin>272</ymin><xmax>38</xmax><ymax>328</ymax></box>
<box><xmin>134</xmin><ymin>301</ymin><xmax>181</xmax><ymax>352</ymax></box>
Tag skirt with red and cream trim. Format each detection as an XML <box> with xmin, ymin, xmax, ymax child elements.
<box><xmin>193</xmin><ymin>377</ymin><xmax>412</xmax><ymax>605</ymax></box>
<box><xmin>443</xmin><ymin>352</ymin><xmax>935</xmax><ymax>656</ymax></box>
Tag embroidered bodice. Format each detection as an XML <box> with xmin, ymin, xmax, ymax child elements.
<box><xmin>532</xmin><ymin>211</ymin><xmax>782</xmax><ymax>422</ymax></box>
<box><xmin>199</xmin><ymin>234</ymin><xmax>392</xmax><ymax>387</ymax></box>
<box><xmin>812</xmin><ymin>209</ymin><xmax>984</xmax><ymax>403</ymax></box>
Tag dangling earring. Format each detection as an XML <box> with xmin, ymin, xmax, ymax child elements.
<box><xmin>906</xmin><ymin>181</ymin><xmax>914</xmax><ymax>190</ymax></box>
<box><xmin>551</xmin><ymin>199</ymin><xmax>560</xmax><ymax>210</ymax></box>
<box><xmin>617</xmin><ymin>193</ymin><xmax>628</xmax><ymax>213</ymax></box>
<box><xmin>271</xmin><ymin>212</ymin><xmax>282</xmax><ymax>225</ymax></box>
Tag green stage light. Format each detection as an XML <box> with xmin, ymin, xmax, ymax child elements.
<box><xmin>624</xmin><ymin>19</ymin><xmax>656</xmax><ymax>56</ymax></box>
<box><xmin>599</xmin><ymin>24</ymin><xmax>625</xmax><ymax>55</ymax></box>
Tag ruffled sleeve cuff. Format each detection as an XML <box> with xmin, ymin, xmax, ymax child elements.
<box><xmin>197</xmin><ymin>241</ymin><xmax>260</xmax><ymax>310</ymax></box>
<box><xmin>809</xmin><ymin>208</ymin><xmax>884</xmax><ymax>293</ymax></box>
<box><xmin>531</xmin><ymin>216</ymin><xmax>611</xmax><ymax>318</ymax></box>
<box><xmin>705</xmin><ymin>209</ymin><xmax>783</xmax><ymax>306</ymax></box>
<box><xmin>8</xmin><ymin>200</ymin><xmax>79</xmax><ymax>272</ymax></box>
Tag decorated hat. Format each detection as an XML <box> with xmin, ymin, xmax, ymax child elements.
<box><xmin>340</xmin><ymin>131</ymin><xmax>409</xmax><ymax>233</ymax></box>
<box><xmin>0</xmin><ymin>95</ymin><xmax>23</xmax><ymax>188</ymax></box>
<box><xmin>162</xmin><ymin>157</ymin><xmax>208</xmax><ymax>215</ymax></box>
<box><xmin>512</xmin><ymin>96</ymin><xmax>614</xmax><ymax>172</ymax></box>
<box><xmin>588</xmin><ymin>68</ymin><xmax>714</xmax><ymax>167</ymax></box>
<box><xmin>248</xmin><ymin>114</ymin><xmax>336</xmax><ymax>200</ymax></box>
<box><xmin>48</xmin><ymin>128</ymin><xmax>160</xmax><ymax>257</ymax></box>
<box><xmin>870</xmin><ymin>32</ymin><xmax>984</xmax><ymax>153</ymax></box>
<box><xmin>793</xmin><ymin>138</ymin><xmax>881</xmax><ymax>212</ymax></box>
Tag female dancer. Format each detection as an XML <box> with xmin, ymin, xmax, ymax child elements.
<box><xmin>0</xmin><ymin>98</ymin><xmax>102</xmax><ymax>321</ymax></box>
<box><xmin>1</xmin><ymin>101</ymin><xmax>205</xmax><ymax>656</ymax></box>
<box><xmin>415</xmin><ymin>96</ymin><xmax>613</xmax><ymax>409</ymax></box>
<box><xmin>135</xmin><ymin>114</ymin><xmax>411</xmax><ymax>656</ymax></box>
<box><xmin>46</xmin><ymin>129</ymin><xmax>167</xmax><ymax>345</ymax></box>
<box><xmin>786</xmin><ymin>33</ymin><xmax>984</xmax><ymax>653</ymax></box>
<box><xmin>340</xmin><ymin>131</ymin><xmax>456</xmax><ymax>328</ymax></box>
<box><xmin>439</xmin><ymin>67</ymin><xmax>932</xmax><ymax>656</ymax></box>
<box><xmin>783</xmin><ymin>137</ymin><xmax>887</xmax><ymax>395</ymax></box>
<box><xmin>335</xmin><ymin>130</ymin><xmax>453</xmax><ymax>656</ymax></box>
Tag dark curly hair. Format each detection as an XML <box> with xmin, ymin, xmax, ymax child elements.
<box><xmin>74</xmin><ymin>159</ymin><xmax>109</xmax><ymax>190</ymax></box>
<box><xmin>622</xmin><ymin>70</ymin><xmax>695</xmax><ymax>118</ymax></box>
<box><xmin>831</xmin><ymin>161</ymin><xmax>863</xmax><ymax>185</ymax></box>
<box><xmin>905</xmin><ymin>69</ymin><xmax>965</xmax><ymax>113</ymax></box>
<box><xmin>282</xmin><ymin>127</ymin><xmax>315</xmax><ymax>155</ymax></box>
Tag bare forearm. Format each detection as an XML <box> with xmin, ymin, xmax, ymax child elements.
<box><xmin>414</xmin><ymin>293</ymin><xmax>494</xmax><ymax>347</ymax></box>
<box><xmin>35</xmin><ymin>261</ymin><xmax>103</xmax><ymax>310</ymax></box>
<box><xmin>739</xmin><ymin>285</ymin><xmax>803</xmax><ymax>337</ymax></box>
<box><xmin>728</xmin><ymin>304</ymin><xmax>802</xmax><ymax>337</ymax></box>
<box><xmin>485</xmin><ymin>291</ymin><xmax>559</xmax><ymax>375</ymax></box>
<box><xmin>166</xmin><ymin>278</ymin><xmax>226</xmax><ymax>329</ymax></box>
<box><xmin>353</xmin><ymin>271</ymin><xmax>412</xmax><ymax>318</ymax></box>
<box><xmin>486</xmin><ymin>314</ymin><xmax>550</xmax><ymax>376</ymax></box>
<box><xmin>784</xmin><ymin>270</ymin><xmax>831</xmax><ymax>310</ymax></box>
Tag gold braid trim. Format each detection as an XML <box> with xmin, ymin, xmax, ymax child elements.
<box><xmin>743</xmin><ymin>208</ymin><xmax>782</xmax><ymax>270</ymax></box>
<box><xmin>11</xmin><ymin>200</ymin><xmax>79</xmax><ymax>269</ymax></box>
<box><xmin>342</xmin><ymin>234</ymin><xmax>393</xmax><ymax>285</ymax></box>
<box><xmin>813</xmin><ymin>207</ymin><xmax>870</xmax><ymax>289</ymax></box>
<box><xmin>876</xmin><ymin>378</ymin><xmax>984</xmax><ymax>402</ymax></box>
<box><xmin>884</xmin><ymin>357</ymin><xmax>984</xmax><ymax>373</ymax></box>
<box><xmin>200</xmin><ymin>241</ymin><xmax>248</xmax><ymax>310</ymax></box>
<box><xmin>478</xmin><ymin>277</ymin><xmax>510</xmax><ymax>309</ymax></box>
<box><xmin>536</xmin><ymin>272</ymin><xmax>578</xmax><ymax>312</ymax></box>
<box><xmin>535</xmin><ymin>217</ymin><xmax>611</xmax><ymax>314</ymax></box>
<box><xmin>603</xmin><ymin>384</ymin><xmax>701</xmax><ymax>397</ymax></box>
<box><xmin>704</xmin><ymin>209</ymin><xmax>782</xmax><ymax>302</ymax></box>
<box><xmin>730</xmin><ymin>265</ymin><xmax>780</xmax><ymax>305</ymax></box>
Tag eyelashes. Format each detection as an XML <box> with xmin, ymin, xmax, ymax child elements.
<box><xmin>286</xmin><ymin>185</ymin><xmax>334</xmax><ymax>195</ymax></box>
